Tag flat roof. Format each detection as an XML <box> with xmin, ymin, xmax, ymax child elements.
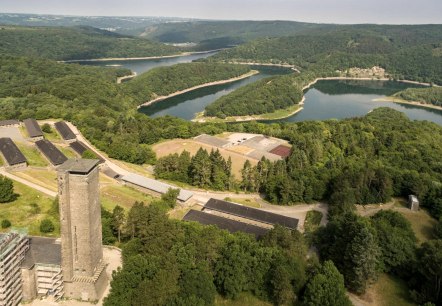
<box><xmin>122</xmin><ymin>173</ymin><xmax>193</xmax><ymax>202</ymax></box>
<box><xmin>204</xmin><ymin>198</ymin><xmax>299</xmax><ymax>229</ymax></box>
<box><xmin>23</xmin><ymin>118</ymin><xmax>43</xmax><ymax>138</ymax></box>
<box><xmin>35</xmin><ymin>139</ymin><xmax>67</xmax><ymax>166</ymax></box>
<box><xmin>0</xmin><ymin>119</ymin><xmax>19</xmax><ymax>126</ymax></box>
<box><xmin>21</xmin><ymin>237</ymin><xmax>61</xmax><ymax>269</ymax></box>
<box><xmin>58</xmin><ymin>159</ymin><xmax>99</xmax><ymax>174</ymax></box>
<box><xmin>183</xmin><ymin>210</ymin><xmax>269</xmax><ymax>239</ymax></box>
<box><xmin>0</xmin><ymin>137</ymin><xmax>27</xmax><ymax>165</ymax></box>
<box><xmin>54</xmin><ymin>121</ymin><xmax>76</xmax><ymax>140</ymax></box>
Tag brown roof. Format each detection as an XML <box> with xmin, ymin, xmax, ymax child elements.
<box><xmin>0</xmin><ymin>137</ymin><xmax>27</xmax><ymax>165</ymax></box>
<box><xmin>269</xmin><ymin>145</ymin><xmax>292</xmax><ymax>158</ymax></box>
<box><xmin>35</xmin><ymin>139</ymin><xmax>67</xmax><ymax>165</ymax></box>
<box><xmin>23</xmin><ymin>118</ymin><xmax>43</xmax><ymax>138</ymax></box>
<box><xmin>54</xmin><ymin>121</ymin><xmax>76</xmax><ymax>140</ymax></box>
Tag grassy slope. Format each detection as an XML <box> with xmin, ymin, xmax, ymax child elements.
<box><xmin>0</xmin><ymin>180</ymin><xmax>59</xmax><ymax>236</ymax></box>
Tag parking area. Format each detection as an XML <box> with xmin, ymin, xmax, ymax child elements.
<box><xmin>0</xmin><ymin>126</ymin><xmax>25</xmax><ymax>142</ymax></box>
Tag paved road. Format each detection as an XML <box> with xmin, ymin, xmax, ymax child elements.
<box><xmin>0</xmin><ymin>168</ymin><xmax>57</xmax><ymax>197</ymax></box>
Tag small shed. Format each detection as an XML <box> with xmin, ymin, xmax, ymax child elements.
<box><xmin>408</xmin><ymin>195</ymin><xmax>419</xmax><ymax>211</ymax></box>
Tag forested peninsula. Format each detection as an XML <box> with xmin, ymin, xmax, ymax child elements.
<box><xmin>202</xmin><ymin>27</ymin><xmax>442</xmax><ymax>119</ymax></box>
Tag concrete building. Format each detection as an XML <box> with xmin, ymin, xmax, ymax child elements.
<box><xmin>0</xmin><ymin>231</ymin><xmax>29</xmax><ymax>306</ymax></box>
<box><xmin>57</xmin><ymin>159</ymin><xmax>107</xmax><ymax>301</ymax></box>
<box><xmin>122</xmin><ymin>173</ymin><xmax>193</xmax><ymax>202</ymax></box>
<box><xmin>408</xmin><ymin>195</ymin><xmax>419</xmax><ymax>211</ymax></box>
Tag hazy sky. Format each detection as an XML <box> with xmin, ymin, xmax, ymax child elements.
<box><xmin>1</xmin><ymin>0</ymin><xmax>441</xmax><ymax>24</ymax></box>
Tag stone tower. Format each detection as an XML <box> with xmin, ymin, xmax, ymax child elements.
<box><xmin>57</xmin><ymin>159</ymin><xmax>107</xmax><ymax>301</ymax></box>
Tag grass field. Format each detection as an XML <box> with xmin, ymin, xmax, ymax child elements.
<box><xmin>111</xmin><ymin>159</ymin><xmax>154</xmax><ymax>177</ymax></box>
<box><xmin>16</xmin><ymin>142</ymin><xmax>48</xmax><ymax>167</ymax></box>
<box><xmin>367</xmin><ymin>274</ymin><xmax>416</xmax><ymax>306</ymax></box>
<box><xmin>215</xmin><ymin>293</ymin><xmax>272</xmax><ymax>306</ymax></box>
<box><xmin>397</xmin><ymin>208</ymin><xmax>437</xmax><ymax>243</ymax></box>
<box><xmin>56</xmin><ymin>145</ymin><xmax>78</xmax><ymax>159</ymax></box>
<box><xmin>0</xmin><ymin>180</ymin><xmax>59</xmax><ymax>237</ymax></box>
<box><xmin>224</xmin><ymin>197</ymin><xmax>261</xmax><ymax>208</ymax></box>
<box><xmin>14</xmin><ymin>169</ymin><xmax>58</xmax><ymax>191</ymax></box>
<box><xmin>153</xmin><ymin>139</ymin><xmax>257</xmax><ymax>179</ymax></box>
<box><xmin>43</xmin><ymin>130</ymin><xmax>62</xmax><ymax>142</ymax></box>
<box><xmin>100</xmin><ymin>184</ymin><xmax>155</xmax><ymax>211</ymax></box>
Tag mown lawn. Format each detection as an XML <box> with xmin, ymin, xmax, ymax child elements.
<box><xmin>43</xmin><ymin>130</ymin><xmax>62</xmax><ymax>142</ymax></box>
<box><xmin>100</xmin><ymin>184</ymin><xmax>155</xmax><ymax>211</ymax></box>
<box><xmin>0</xmin><ymin>180</ymin><xmax>59</xmax><ymax>237</ymax></box>
<box><xmin>56</xmin><ymin>145</ymin><xmax>78</xmax><ymax>159</ymax></box>
<box><xmin>224</xmin><ymin>197</ymin><xmax>262</xmax><ymax>208</ymax></box>
<box><xmin>14</xmin><ymin>169</ymin><xmax>58</xmax><ymax>191</ymax></box>
<box><xmin>16</xmin><ymin>142</ymin><xmax>48</xmax><ymax>167</ymax></box>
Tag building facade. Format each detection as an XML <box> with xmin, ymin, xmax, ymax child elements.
<box><xmin>0</xmin><ymin>232</ymin><xmax>29</xmax><ymax>306</ymax></box>
<box><xmin>57</xmin><ymin>159</ymin><xmax>107</xmax><ymax>301</ymax></box>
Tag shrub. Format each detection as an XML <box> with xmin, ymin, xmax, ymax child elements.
<box><xmin>40</xmin><ymin>219</ymin><xmax>55</xmax><ymax>233</ymax></box>
<box><xmin>1</xmin><ymin>219</ymin><xmax>11</xmax><ymax>228</ymax></box>
<box><xmin>41</xmin><ymin>123</ymin><xmax>52</xmax><ymax>133</ymax></box>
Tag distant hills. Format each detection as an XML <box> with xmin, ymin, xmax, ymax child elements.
<box><xmin>0</xmin><ymin>25</ymin><xmax>180</xmax><ymax>60</ymax></box>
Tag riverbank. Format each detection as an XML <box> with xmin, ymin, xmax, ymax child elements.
<box><xmin>59</xmin><ymin>49</ymin><xmax>223</xmax><ymax>63</ymax></box>
<box><xmin>193</xmin><ymin>76</ymin><xmax>437</xmax><ymax>123</ymax></box>
<box><xmin>116</xmin><ymin>72</ymin><xmax>137</xmax><ymax>84</ymax></box>
<box><xmin>373</xmin><ymin>96</ymin><xmax>442</xmax><ymax>112</ymax></box>
<box><xmin>137</xmin><ymin>70</ymin><xmax>259</xmax><ymax>109</ymax></box>
<box><xmin>192</xmin><ymin>104</ymin><xmax>302</xmax><ymax>123</ymax></box>
<box><xmin>221</xmin><ymin>61</ymin><xmax>300</xmax><ymax>72</ymax></box>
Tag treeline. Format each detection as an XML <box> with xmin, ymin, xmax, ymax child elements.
<box><xmin>394</xmin><ymin>87</ymin><xmax>442</xmax><ymax>107</ymax></box>
<box><xmin>103</xmin><ymin>197</ymin><xmax>352</xmax><ymax>306</ymax></box>
<box><xmin>122</xmin><ymin>63</ymin><xmax>251</xmax><ymax>105</ymax></box>
<box><xmin>317</xmin><ymin>210</ymin><xmax>442</xmax><ymax>304</ymax></box>
<box><xmin>232</xmin><ymin>108</ymin><xmax>442</xmax><ymax>220</ymax></box>
<box><xmin>0</xmin><ymin>55</ymin><xmax>238</xmax><ymax>164</ymax></box>
<box><xmin>0</xmin><ymin>25</ymin><xmax>179</xmax><ymax>60</ymax></box>
<box><xmin>101</xmin><ymin>192</ymin><xmax>442</xmax><ymax>305</ymax></box>
<box><xmin>155</xmin><ymin>149</ymin><xmax>233</xmax><ymax>190</ymax></box>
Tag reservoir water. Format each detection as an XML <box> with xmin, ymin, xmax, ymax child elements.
<box><xmin>77</xmin><ymin>55</ymin><xmax>442</xmax><ymax>125</ymax></box>
<box><xmin>75</xmin><ymin>51</ymin><xmax>217</xmax><ymax>75</ymax></box>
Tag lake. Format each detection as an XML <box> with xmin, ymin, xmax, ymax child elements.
<box><xmin>75</xmin><ymin>51</ymin><xmax>217</xmax><ymax>75</ymax></box>
<box><xmin>139</xmin><ymin>66</ymin><xmax>294</xmax><ymax>119</ymax></box>
<box><xmin>76</xmin><ymin>56</ymin><xmax>442</xmax><ymax>125</ymax></box>
<box><xmin>278</xmin><ymin>80</ymin><xmax>442</xmax><ymax>125</ymax></box>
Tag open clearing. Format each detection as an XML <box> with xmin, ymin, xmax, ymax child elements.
<box><xmin>152</xmin><ymin>139</ymin><xmax>258</xmax><ymax>178</ymax></box>
<box><xmin>14</xmin><ymin>169</ymin><xmax>58</xmax><ymax>191</ymax></box>
<box><xmin>0</xmin><ymin>180</ymin><xmax>59</xmax><ymax>236</ymax></box>
<box><xmin>350</xmin><ymin>273</ymin><xmax>416</xmax><ymax>306</ymax></box>
<box><xmin>100</xmin><ymin>184</ymin><xmax>155</xmax><ymax>211</ymax></box>
<box><xmin>16</xmin><ymin>142</ymin><xmax>49</xmax><ymax>167</ymax></box>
